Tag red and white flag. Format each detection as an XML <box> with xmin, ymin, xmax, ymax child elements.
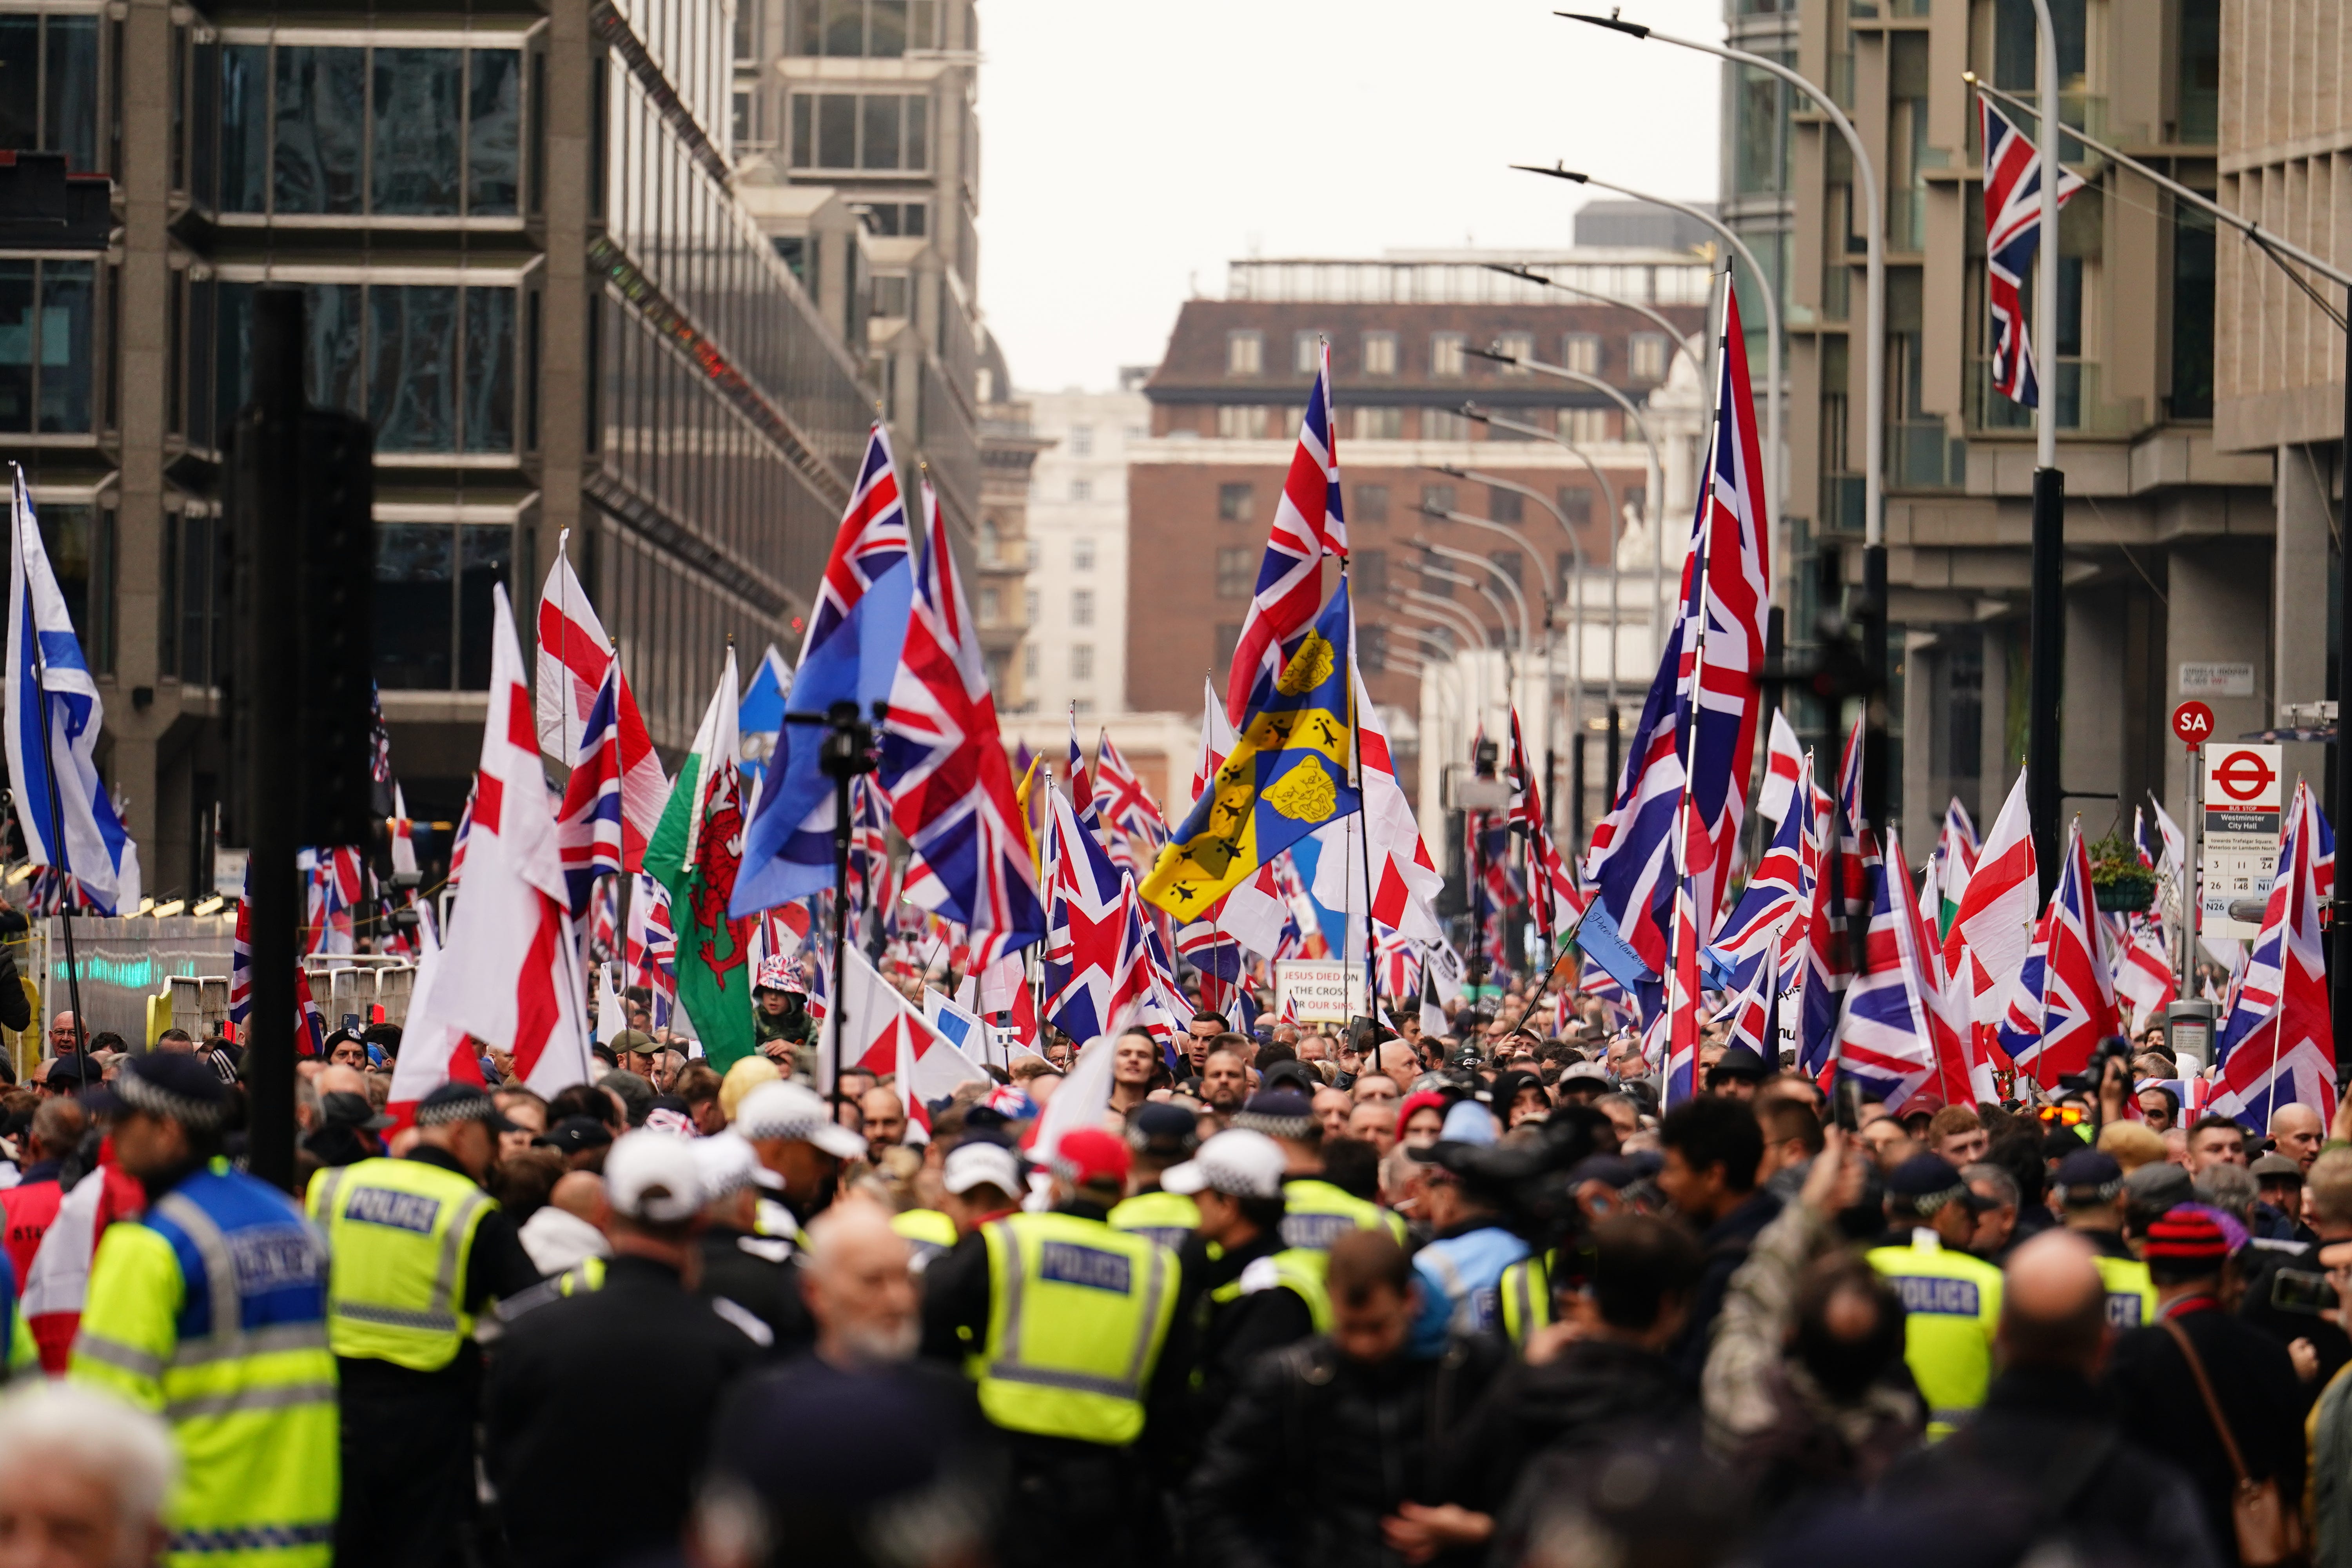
<box><xmin>535</xmin><ymin>546</ymin><xmax>669</xmax><ymax>870</ymax></box>
<box><xmin>402</xmin><ymin>585</ymin><xmax>593</xmax><ymax>1120</ymax></box>
<box><xmin>1945</xmin><ymin>765</ymin><xmax>2036</xmax><ymax>1028</ymax></box>
<box><xmin>828</xmin><ymin>946</ymin><xmax>988</xmax><ymax>1132</ymax></box>
<box><xmin>1309</xmin><ymin>660</ymin><xmax>1443</xmax><ymax>945</ymax></box>
<box><xmin>1758</xmin><ymin>708</ymin><xmax>1803</xmax><ymax>828</ymax></box>
<box><xmin>1191</xmin><ymin>676</ymin><xmax>1237</xmax><ymax>817</ymax></box>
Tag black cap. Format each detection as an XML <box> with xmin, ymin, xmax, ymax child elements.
<box><xmin>1887</xmin><ymin>1154</ymin><xmax>1995</xmax><ymax>1214</ymax></box>
<box><xmin>319</xmin><ymin>1090</ymin><xmax>394</xmax><ymax>1132</ymax></box>
<box><xmin>1128</xmin><ymin>1103</ymin><xmax>1199</xmax><ymax>1158</ymax></box>
<box><xmin>102</xmin><ymin>1053</ymin><xmax>231</xmax><ymax>1131</ymax></box>
<box><xmin>2052</xmin><ymin>1149</ymin><xmax>2126</xmax><ymax>1205</ymax></box>
<box><xmin>1706</xmin><ymin>1044</ymin><xmax>1769</xmax><ymax>1083</ymax></box>
<box><xmin>414</xmin><ymin>1082</ymin><xmax>521</xmax><ymax>1133</ymax></box>
<box><xmin>546</xmin><ymin>1115</ymin><xmax>614</xmax><ymax>1154</ymax></box>
<box><xmin>1258</xmin><ymin>1060</ymin><xmax>1321</xmax><ymax>1097</ymax></box>
<box><xmin>42</xmin><ymin>1054</ymin><xmax>94</xmax><ymax>1089</ymax></box>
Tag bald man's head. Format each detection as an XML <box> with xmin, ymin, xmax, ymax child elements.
<box><xmin>801</xmin><ymin>1202</ymin><xmax>918</xmax><ymax>1366</ymax></box>
<box><xmin>1998</xmin><ymin>1230</ymin><xmax>2109</xmax><ymax>1376</ymax></box>
<box><xmin>549</xmin><ymin>1171</ymin><xmax>606</xmax><ymax>1224</ymax></box>
<box><xmin>2272</xmin><ymin>1103</ymin><xmax>2326</xmax><ymax>1172</ymax></box>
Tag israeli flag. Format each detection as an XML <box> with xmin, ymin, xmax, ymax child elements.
<box><xmin>8</xmin><ymin>470</ymin><xmax>138</xmax><ymax>913</ymax></box>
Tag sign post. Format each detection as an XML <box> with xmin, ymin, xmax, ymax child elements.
<box><xmin>2200</xmin><ymin>742</ymin><xmax>2283</xmax><ymax>941</ymax></box>
<box><xmin>2172</xmin><ymin>702</ymin><xmax>2213</xmax><ymax>989</ymax></box>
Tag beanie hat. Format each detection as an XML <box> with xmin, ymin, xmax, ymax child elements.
<box><xmin>2141</xmin><ymin>1205</ymin><xmax>2229</xmax><ymax>1265</ymax></box>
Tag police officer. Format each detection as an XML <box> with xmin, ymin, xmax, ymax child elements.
<box><xmin>1109</xmin><ymin>1103</ymin><xmax>1202</xmax><ymax>1251</ymax></box>
<box><xmin>692</xmin><ymin>1131</ymin><xmax>813</xmax><ymax>1353</ymax></box>
<box><xmin>1232</xmin><ymin>1089</ymin><xmax>1403</xmax><ymax>1266</ymax></box>
<box><xmin>307</xmin><ymin>1081</ymin><xmax>544</xmax><ymax>1568</ymax></box>
<box><xmin>920</xmin><ymin>1127</ymin><xmax>1187</xmax><ymax>1568</ymax></box>
<box><xmin>71</xmin><ymin>1053</ymin><xmax>338</xmax><ymax>1568</ymax></box>
<box><xmin>1866</xmin><ymin>1153</ymin><xmax>2005</xmax><ymax>1439</ymax></box>
<box><xmin>1404</xmin><ymin>1102</ymin><xmax>1530</xmax><ymax>1352</ymax></box>
<box><xmin>2052</xmin><ymin>1148</ymin><xmax>2158</xmax><ymax>1328</ymax></box>
<box><xmin>1161</xmin><ymin>1129</ymin><xmax>1326</xmax><ymax>1444</ymax></box>
<box><xmin>734</xmin><ymin>1079</ymin><xmax>867</xmax><ymax>1244</ymax></box>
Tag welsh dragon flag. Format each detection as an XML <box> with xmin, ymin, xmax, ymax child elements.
<box><xmin>647</xmin><ymin>648</ymin><xmax>759</xmax><ymax>1071</ymax></box>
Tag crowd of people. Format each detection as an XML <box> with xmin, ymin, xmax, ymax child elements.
<box><xmin>0</xmin><ymin>972</ymin><xmax>2342</xmax><ymax>1568</ymax></box>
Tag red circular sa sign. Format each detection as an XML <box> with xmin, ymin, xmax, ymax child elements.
<box><xmin>2212</xmin><ymin>748</ymin><xmax>2277</xmax><ymax>802</ymax></box>
<box><xmin>2172</xmin><ymin>701</ymin><xmax>2215</xmax><ymax>746</ymax></box>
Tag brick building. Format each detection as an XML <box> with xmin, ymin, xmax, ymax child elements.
<box><xmin>1126</xmin><ymin>248</ymin><xmax>1713</xmax><ymax>825</ymax></box>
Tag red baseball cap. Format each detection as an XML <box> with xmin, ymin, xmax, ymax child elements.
<box><xmin>1051</xmin><ymin>1128</ymin><xmax>1131</xmax><ymax>1188</ymax></box>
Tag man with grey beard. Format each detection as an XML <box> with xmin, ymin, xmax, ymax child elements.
<box><xmin>690</xmin><ymin>1205</ymin><xmax>1005</xmax><ymax>1568</ymax></box>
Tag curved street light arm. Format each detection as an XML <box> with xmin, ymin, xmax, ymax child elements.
<box><xmin>1477</xmin><ymin>261</ymin><xmax>1703</xmax><ymax>377</ymax></box>
<box><xmin>1413</xmin><ymin>537</ymin><xmax>1534</xmax><ymax>655</ymax></box>
<box><xmin>1423</xmin><ymin>504</ymin><xmax>1558</xmax><ymax>606</ymax></box>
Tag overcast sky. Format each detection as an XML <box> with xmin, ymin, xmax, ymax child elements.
<box><xmin>977</xmin><ymin>0</ymin><xmax>1724</xmax><ymax>394</ymax></box>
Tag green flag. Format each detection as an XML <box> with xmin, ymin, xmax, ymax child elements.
<box><xmin>646</xmin><ymin>647</ymin><xmax>759</xmax><ymax>1072</ymax></box>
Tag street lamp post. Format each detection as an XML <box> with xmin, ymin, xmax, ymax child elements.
<box><xmin>1562</xmin><ymin>10</ymin><xmax>1891</xmax><ymax>833</ymax></box>
<box><xmin>1514</xmin><ymin>165</ymin><xmax>1786</xmax><ymax>599</ymax></box>
<box><xmin>1479</xmin><ymin>262</ymin><xmax>1707</xmax><ymax>382</ymax></box>
<box><xmin>2024</xmin><ymin>0</ymin><xmax>2067</xmax><ymax>897</ymax></box>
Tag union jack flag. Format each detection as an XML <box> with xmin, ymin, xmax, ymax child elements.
<box><xmin>555</xmin><ymin>664</ymin><xmax>625</xmax><ymax>918</ymax></box>
<box><xmin>2213</xmin><ymin>781</ymin><xmax>2337</xmax><ymax>1128</ymax></box>
<box><xmin>2012</xmin><ymin>820</ymin><xmax>2118</xmax><ymax>1085</ymax></box>
<box><xmin>587</xmin><ymin>876</ymin><xmax>619</xmax><ymax>964</ymax></box>
<box><xmin>229</xmin><ymin>862</ymin><xmax>328</xmax><ymax>1055</ymax></box>
<box><xmin>448</xmin><ymin>780</ymin><xmax>477</xmax><ymax>888</ymax></box>
<box><xmin>1223</xmin><ymin>341</ymin><xmax>1347</xmax><ymax>726</ymax></box>
<box><xmin>1091</xmin><ymin>730</ymin><xmax>1165</xmax><ymax>844</ymax></box>
<box><xmin>846</xmin><ymin>775</ymin><xmax>891</xmax><ymax>931</ymax></box>
<box><xmin>626</xmin><ymin>871</ymin><xmax>677</xmax><ymax>1011</ymax></box>
<box><xmin>1829</xmin><ymin>826</ymin><xmax>1943</xmax><ymax>1112</ymax></box>
<box><xmin>1710</xmin><ymin>751</ymin><xmax>1809</xmax><ymax>969</ymax></box>
<box><xmin>1980</xmin><ymin>97</ymin><xmax>2086</xmax><ymax>408</ymax></box>
<box><xmin>1042</xmin><ymin>788</ymin><xmax>1138</xmax><ymax>1043</ymax></box>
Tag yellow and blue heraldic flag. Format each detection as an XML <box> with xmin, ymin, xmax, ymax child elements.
<box><xmin>1142</xmin><ymin>584</ymin><xmax>1359</xmax><ymax>921</ymax></box>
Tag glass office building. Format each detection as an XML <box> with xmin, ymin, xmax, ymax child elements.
<box><xmin>0</xmin><ymin>0</ymin><xmax>897</xmax><ymax>898</ymax></box>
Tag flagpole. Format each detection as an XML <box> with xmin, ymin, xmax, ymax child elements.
<box><xmin>555</xmin><ymin>525</ymin><xmax>573</xmax><ymax>773</ymax></box>
<box><xmin>1346</xmin><ymin>570</ymin><xmax>1380</xmax><ymax>1027</ymax></box>
<box><xmin>13</xmin><ymin>482</ymin><xmax>85</xmax><ymax>1049</ymax></box>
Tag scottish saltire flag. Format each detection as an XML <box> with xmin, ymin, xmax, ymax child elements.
<box><xmin>737</xmin><ymin>643</ymin><xmax>792</xmax><ymax>790</ymax></box>
<box><xmin>555</xmin><ymin>664</ymin><xmax>626</xmax><ymax>918</ymax></box>
<box><xmin>1223</xmin><ymin>341</ymin><xmax>1347</xmax><ymax>726</ymax></box>
<box><xmin>1091</xmin><ymin>731</ymin><xmax>1165</xmax><ymax>844</ymax></box>
<box><xmin>2213</xmin><ymin>781</ymin><xmax>2336</xmax><ymax>1127</ymax></box>
<box><xmin>2014</xmin><ymin>819</ymin><xmax>2118</xmax><ymax>1085</ymax></box>
<box><xmin>534</xmin><ymin>546</ymin><xmax>667</xmax><ymax>869</ymax></box>
<box><xmin>8</xmin><ymin>471</ymin><xmax>137</xmax><ymax>912</ymax></box>
<box><xmin>1980</xmin><ymin>97</ymin><xmax>2087</xmax><ymax>408</ymax></box>
<box><xmin>1145</xmin><ymin>584</ymin><xmax>1360</xmax><ymax>920</ymax></box>
<box><xmin>735</xmin><ymin>424</ymin><xmax>915</xmax><ymax>915</ymax></box>
<box><xmin>1830</xmin><ymin>826</ymin><xmax>1942</xmax><ymax>1113</ymax></box>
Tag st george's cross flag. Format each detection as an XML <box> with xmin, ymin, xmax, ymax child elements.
<box><xmin>1758</xmin><ymin>708</ymin><xmax>1804</xmax><ymax>829</ymax></box>
<box><xmin>735</xmin><ymin>423</ymin><xmax>914</xmax><ymax>916</ymax></box>
<box><xmin>1223</xmin><ymin>341</ymin><xmax>1347</xmax><ymax>727</ymax></box>
<box><xmin>535</xmin><ymin>547</ymin><xmax>666</xmax><ymax>869</ymax></box>
<box><xmin>401</xmin><ymin>585</ymin><xmax>593</xmax><ymax>1113</ymax></box>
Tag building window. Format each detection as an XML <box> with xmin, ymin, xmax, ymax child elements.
<box><xmin>1024</xmin><ymin>588</ymin><xmax>1038</xmax><ymax>624</ymax></box>
<box><xmin>1430</xmin><ymin>332</ymin><xmax>1466</xmax><ymax>376</ymax></box>
<box><xmin>1071</xmin><ymin>588</ymin><xmax>1094</xmax><ymax>627</ymax></box>
<box><xmin>1487</xmin><ymin>487</ymin><xmax>1523</xmax><ymax>524</ymax></box>
<box><xmin>1069</xmin><ymin>478</ymin><xmax>1091</xmax><ymax>502</ymax></box>
<box><xmin>1071</xmin><ymin>643</ymin><xmax>1094</xmax><ymax>680</ymax></box>
<box><xmin>1069</xmin><ymin>423</ymin><xmax>1093</xmax><ymax>456</ymax></box>
<box><xmin>1561</xmin><ymin>332</ymin><xmax>1599</xmax><ymax>374</ymax></box>
<box><xmin>1561</xmin><ymin>407</ymin><xmax>1611</xmax><ymax>444</ymax></box>
<box><xmin>376</xmin><ymin>522</ymin><xmax>513</xmax><ymax>691</ymax></box>
<box><xmin>1214</xmin><ymin>547</ymin><xmax>1254</xmax><ymax>600</ymax></box>
<box><xmin>1073</xmin><ymin>698</ymin><xmax>1096</xmax><ymax>716</ymax></box>
<box><xmin>1072</xmin><ymin>537</ymin><xmax>1095</xmax><ymax>571</ymax></box>
<box><xmin>979</xmin><ymin>586</ymin><xmax>1003</xmax><ymax>623</ymax></box>
<box><xmin>0</xmin><ymin>258</ymin><xmax>96</xmax><ymax>434</ymax></box>
<box><xmin>1354</xmin><ymin>547</ymin><xmax>1388</xmax><ymax>597</ymax></box>
<box><xmin>1494</xmin><ymin>331</ymin><xmax>1534</xmax><ymax>372</ymax></box>
<box><xmin>20</xmin><ymin>499</ymin><xmax>111</xmax><ymax>673</ymax></box>
<box><xmin>1355</xmin><ymin>483</ymin><xmax>1389</xmax><ymax>523</ymax></box>
<box><xmin>1225</xmin><ymin>330</ymin><xmax>1263</xmax><ymax>376</ymax></box>
<box><xmin>1216</xmin><ymin>405</ymin><xmax>1269</xmax><ymax>439</ymax></box>
<box><xmin>0</xmin><ymin>12</ymin><xmax>100</xmax><ymax>172</ymax></box>
<box><xmin>1359</xmin><ymin>624</ymin><xmax>1387</xmax><ymax>673</ymax></box>
<box><xmin>1214</xmin><ymin>622</ymin><xmax>1242</xmax><ymax>671</ymax></box>
<box><xmin>207</xmin><ymin>42</ymin><xmax>523</xmax><ymax>219</ymax></box>
<box><xmin>857</xmin><ymin>200</ymin><xmax>927</xmax><ymax>236</ymax></box>
<box><xmin>1419</xmin><ymin>483</ymin><xmax>1455</xmax><ymax>517</ymax></box>
<box><xmin>1362</xmin><ymin>331</ymin><xmax>1397</xmax><ymax>376</ymax></box>
<box><xmin>1354</xmin><ymin>405</ymin><xmax>1402</xmax><ymax>440</ymax></box>
<box><xmin>1628</xmin><ymin>333</ymin><xmax>1667</xmax><ymax>382</ymax></box>
<box><xmin>1421</xmin><ymin>407</ymin><xmax>1468</xmax><ymax>441</ymax></box>
<box><xmin>1489</xmin><ymin>550</ymin><xmax>1521</xmax><ymax>586</ymax></box>
<box><xmin>2169</xmin><ymin>201</ymin><xmax>2215</xmax><ymax>419</ymax></box>
<box><xmin>1417</xmin><ymin>545</ymin><xmax>1450</xmax><ymax>595</ymax></box>
<box><xmin>788</xmin><ymin>90</ymin><xmax>929</xmax><ymax>171</ymax></box>
<box><xmin>1557</xmin><ymin>487</ymin><xmax>1592</xmax><ymax>526</ymax></box>
<box><xmin>1023</xmin><ymin>642</ymin><xmax>1038</xmax><ymax>680</ymax></box>
<box><xmin>1217</xmin><ymin>482</ymin><xmax>1253</xmax><ymax>520</ymax></box>
<box><xmin>787</xmin><ymin>0</ymin><xmax>944</xmax><ymax>58</ymax></box>
<box><xmin>1293</xmin><ymin>330</ymin><xmax>1322</xmax><ymax>375</ymax></box>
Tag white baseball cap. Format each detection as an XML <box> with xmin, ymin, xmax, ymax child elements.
<box><xmin>691</xmin><ymin>1132</ymin><xmax>761</xmax><ymax>1204</ymax></box>
<box><xmin>1160</xmin><ymin>1129</ymin><xmax>1287</xmax><ymax>1199</ymax></box>
<box><xmin>604</xmin><ymin>1131</ymin><xmax>705</xmax><ymax>1224</ymax></box>
<box><xmin>942</xmin><ymin>1140</ymin><xmax>1024</xmax><ymax>1197</ymax></box>
<box><xmin>733</xmin><ymin>1080</ymin><xmax>867</xmax><ymax>1160</ymax></box>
